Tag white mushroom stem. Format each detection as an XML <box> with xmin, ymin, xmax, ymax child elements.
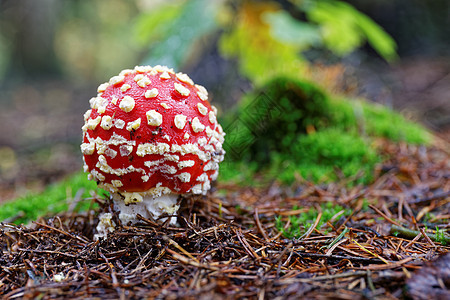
<box><xmin>112</xmin><ymin>192</ymin><xmax>180</xmax><ymax>225</ymax></box>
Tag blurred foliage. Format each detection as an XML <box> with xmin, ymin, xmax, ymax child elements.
<box><xmin>132</xmin><ymin>0</ymin><xmax>397</xmax><ymax>83</ymax></box>
<box><xmin>0</xmin><ymin>0</ymin><xmax>396</xmax><ymax>83</ymax></box>
<box><xmin>0</xmin><ymin>32</ymin><xmax>10</xmax><ymax>79</ymax></box>
<box><xmin>219</xmin><ymin>2</ymin><xmax>307</xmax><ymax>84</ymax></box>
<box><xmin>134</xmin><ymin>0</ymin><xmax>397</xmax><ymax>82</ymax></box>
<box><xmin>220</xmin><ymin>77</ymin><xmax>430</xmax><ymax>185</ymax></box>
<box><xmin>0</xmin><ymin>171</ymin><xmax>102</xmax><ymax>224</ymax></box>
<box><xmin>136</xmin><ymin>0</ymin><xmax>220</xmax><ymax>68</ymax></box>
<box><xmin>218</xmin><ymin>0</ymin><xmax>397</xmax><ymax>83</ymax></box>
<box><xmin>301</xmin><ymin>0</ymin><xmax>397</xmax><ymax>61</ymax></box>
<box><xmin>54</xmin><ymin>0</ymin><xmax>140</xmax><ymax>81</ymax></box>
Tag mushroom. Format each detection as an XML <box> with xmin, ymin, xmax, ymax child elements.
<box><xmin>81</xmin><ymin>65</ymin><xmax>225</xmax><ymax>228</ymax></box>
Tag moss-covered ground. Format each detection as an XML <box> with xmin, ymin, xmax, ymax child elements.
<box><xmin>0</xmin><ymin>172</ymin><xmax>100</xmax><ymax>224</ymax></box>
<box><xmin>220</xmin><ymin>77</ymin><xmax>430</xmax><ymax>185</ymax></box>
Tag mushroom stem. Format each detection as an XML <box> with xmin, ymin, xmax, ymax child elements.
<box><xmin>112</xmin><ymin>192</ymin><xmax>180</xmax><ymax>225</ymax></box>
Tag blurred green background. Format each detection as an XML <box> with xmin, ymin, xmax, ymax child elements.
<box><xmin>0</xmin><ymin>0</ymin><xmax>449</xmax><ymax>202</ymax></box>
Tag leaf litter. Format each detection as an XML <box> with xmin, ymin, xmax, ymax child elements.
<box><xmin>1</xmin><ymin>139</ymin><xmax>449</xmax><ymax>299</ymax></box>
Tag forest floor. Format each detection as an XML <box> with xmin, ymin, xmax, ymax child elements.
<box><xmin>0</xmin><ymin>57</ymin><xmax>449</xmax><ymax>299</ymax></box>
<box><xmin>1</xmin><ymin>138</ymin><xmax>449</xmax><ymax>299</ymax></box>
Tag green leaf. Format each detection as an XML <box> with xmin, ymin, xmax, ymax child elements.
<box><xmin>306</xmin><ymin>1</ymin><xmax>362</xmax><ymax>55</ymax></box>
<box><xmin>134</xmin><ymin>4</ymin><xmax>184</xmax><ymax>46</ymax></box>
<box><xmin>305</xmin><ymin>0</ymin><xmax>397</xmax><ymax>61</ymax></box>
<box><xmin>353</xmin><ymin>12</ymin><xmax>398</xmax><ymax>61</ymax></box>
<box><xmin>218</xmin><ymin>2</ymin><xmax>306</xmax><ymax>83</ymax></box>
<box><xmin>138</xmin><ymin>0</ymin><xmax>220</xmax><ymax>69</ymax></box>
<box><xmin>262</xmin><ymin>11</ymin><xmax>322</xmax><ymax>49</ymax></box>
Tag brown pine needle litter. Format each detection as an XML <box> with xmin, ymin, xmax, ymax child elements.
<box><xmin>1</xmin><ymin>140</ymin><xmax>449</xmax><ymax>299</ymax></box>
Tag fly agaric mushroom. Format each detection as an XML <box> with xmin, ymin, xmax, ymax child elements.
<box><xmin>81</xmin><ymin>65</ymin><xmax>225</xmax><ymax>226</ymax></box>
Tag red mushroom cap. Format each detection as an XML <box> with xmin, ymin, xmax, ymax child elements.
<box><xmin>81</xmin><ymin>65</ymin><xmax>225</xmax><ymax>198</ymax></box>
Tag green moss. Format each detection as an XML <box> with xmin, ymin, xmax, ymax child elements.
<box><xmin>218</xmin><ymin>160</ymin><xmax>260</xmax><ymax>185</ymax></box>
<box><xmin>222</xmin><ymin>76</ymin><xmax>431</xmax><ymax>185</ymax></box>
<box><xmin>270</xmin><ymin>128</ymin><xmax>379</xmax><ymax>184</ymax></box>
<box><xmin>361</xmin><ymin>101</ymin><xmax>431</xmax><ymax>144</ymax></box>
<box><xmin>275</xmin><ymin>202</ymin><xmax>351</xmax><ymax>239</ymax></box>
<box><xmin>0</xmin><ymin>171</ymin><xmax>103</xmax><ymax>224</ymax></box>
<box><xmin>324</xmin><ymin>97</ymin><xmax>430</xmax><ymax>144</ymax></box>
<box><xmin>435</xmin><ymin>227</ymin><xmax>448</xmax><ymax>246</ymax></box>
<box><xmin>223</xmin><ymin>78</ymin><xmax>333</xmax><ymax>164</ymax></box>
